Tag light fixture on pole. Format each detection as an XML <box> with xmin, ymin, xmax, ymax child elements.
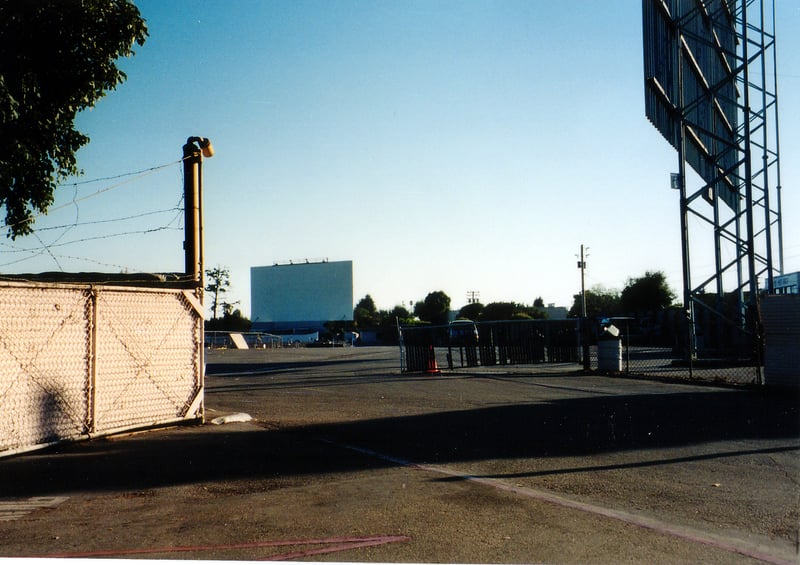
<box><xmin>576</xmin><ymin>244</ymin><xmax>589</xmax><ymax>318</ymax></box>
<box><xmin>576</xmin><ymin>244</ymin><xmax>590</xmax><ymax>371</ymax></box>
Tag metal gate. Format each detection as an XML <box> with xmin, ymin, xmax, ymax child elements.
<box><xmin>400</xmin><ymin>320</ymin><xmax>580</xmax><ymax>372</ymax></box>
<box><xmin>0</xmin><ymin>281</ymin><xmax>204</xmax><ymax>457</ymax></box>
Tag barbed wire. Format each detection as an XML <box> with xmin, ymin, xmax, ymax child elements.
<box><xmin>33</xmin><ymin>205</ymin><xmax>183</xmax><ymax>233</ymax></box>
<box><xmin>0</xmin><ymin>158</ymin><xmax>184</xmax><ymax>235</ymax></box>
<box><xmin>0</xmin><ymin>158</ymin><xmax>188</xmax><ymax>273</ymax></box>
<box><xmin>56</xmin><ymin>160</ymin><xmax>185</xmax><ymax>188</ymax></box>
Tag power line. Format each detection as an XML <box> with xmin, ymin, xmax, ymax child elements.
<box><xmin>0</xmin><ymin>158</ymin><xmax>183</xmax><ymax>235</ymax></box>
<box><xmin>0</xmin><ymin>159</ymin><xmax>189</xmax><ymax>272</ymax></box>
<box><xmin>54</xmin><ymin>159</ymin><xmax>184</xmax><ymax>188</ymax></box>
<box><xmin>34</xmin><ymin>206</ymin><xmax>183</xmax><ymax>233</ymax></box>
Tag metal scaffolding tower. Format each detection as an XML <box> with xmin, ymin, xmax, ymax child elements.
<box><xmin>643</xmin><ymin>0</ymin><xmax>783</xmax><ymax>364</ymax></box>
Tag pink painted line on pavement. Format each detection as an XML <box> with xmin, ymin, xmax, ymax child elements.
<box><xmin>26</xmin><ymin>534</ymin><xmax>411</xmax><ymax>560</ymax></box>
<box><xmin>263</xmin><ymin>535</ymin><xmax>411</xmax><ymax>561</ymax></box>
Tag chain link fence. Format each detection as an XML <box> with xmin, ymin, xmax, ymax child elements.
<box><xmin>400</xmin><ymin>313</ymin><xmax>771</xmax><ymax>387</ymax></box>
<box><xmin>0</xmin><ymin>280</ymin><xmax>204</xmax><ymax>457</ymax></box>
<box><xmin>587</xmin><ymin>308</ymin><xmax>765</xmax><ymax>386</ymax></box>
<box><xmin>400</xmin><ymin>320</ymin><xmax>581</xmax><ymax>373</ymax></box>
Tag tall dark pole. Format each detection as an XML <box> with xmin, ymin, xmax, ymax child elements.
<box><xmin>675</xmin><ymin>19</ymin><xmax>695</xmax><ymax>375</ymax></box>
<box><xmin>183</xmin><ymin>137</ymin><xmax>213</xmax><ymax>286</ymax></box>
<box><xmin>182</xmin><ymin>137</ymin><xmax>213</xmax><ymax>426</ymax></box>
<box><xmin>579</xmin><ymin>244</ymin><xmax>587</xmax><ymax>319</ymax></box>
<box><xmin>578</xmin><ymin>244</ymin><xmax>589</xmax><ymax>371</ymax></box>
<box><xmin>771</xmin><ymin>0</ymin><xmax>784</xmax><ymax>277</ymax></box>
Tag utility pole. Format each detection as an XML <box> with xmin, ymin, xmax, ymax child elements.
<box><xmin>183</xmin><ymin>136</ymin><xmax>214</xmax><ymax>286</ymax></box>
<box><xmin>578</xmin><ymin>245</ymin><xmax>587</xmax><ymax>318</ymax></box>
<box><xmin>577</xmin><ymin>245</ymin><xmax>590</xmax><ymax>371</ymax></box>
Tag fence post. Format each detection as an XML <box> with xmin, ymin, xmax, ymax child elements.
<box><xmin>85</xmin><ymin>288</ymin><xmax>98</xmax><ymax>435</ymax></box>
<box><xmin>581</xmin><ymin>318</ymin><xmax>591</xmax><ymax>371</ymax></box>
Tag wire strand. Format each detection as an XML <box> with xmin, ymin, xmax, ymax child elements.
<box><xmin>0</xmin><ymin>159</ymin><xmax>189</xmax><ymax>273</ymax></box>
<box><xmin>0</xmin><ymin>158</ymin><xmax>183</xmax><ymax>234</ymax></box>
<box><xmin>55</xmin><ymin>158</ymin><xmax>185</xmax><ymax>188</ymax></box>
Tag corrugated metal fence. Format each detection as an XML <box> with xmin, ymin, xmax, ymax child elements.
<box><xmin>0</xmin><ymin>280</ymin><xmax>204</xmax><ymax>457</ymax></box>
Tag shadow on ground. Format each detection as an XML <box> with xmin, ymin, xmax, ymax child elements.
<box><xmin>205</xmin><ymin>357</ymin><xmax>385</xmax><ymax>375</ymax></box>
<box><xmin>2</xmin><ymin>387</ymin><xmax>797</xmax><ymax>498</ymax></box>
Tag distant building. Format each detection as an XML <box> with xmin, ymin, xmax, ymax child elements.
<box><xmin>544</xmin><ymin>304</ymin><xmax>568</xmax><ymax>320</ymax></box>
<box><xmin>250</xmin><ymin>260</ymin><xmax>353</xmax><ymax>333</ymax></box>
<box><xmin>772</xmin><ymin>271</ymin><xmax>799</xmax><ymax>295</ymax></box>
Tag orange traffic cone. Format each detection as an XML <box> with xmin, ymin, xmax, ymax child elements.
<box><xmin>426</xmin><ymin>345</ymin><xmax>440</xmax><ymax>374</ymax></box>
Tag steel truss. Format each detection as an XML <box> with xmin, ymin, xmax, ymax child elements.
<box><xmin>668</xmin><ymin>0</ymin><xmax>783</xmax><ymax>362</ymax></box>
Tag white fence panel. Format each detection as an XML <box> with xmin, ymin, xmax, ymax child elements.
<box><xmin>0</xmin><ymin>285</ymin><xmax>91</xmax><ymax>453</ymax></box>
<box><xmin>93</xmin><ymin>287</ymin><xmax>204</xmax><ymax>433</ymax></box>
<box><xmin>0</xmin><ymin>281</ymin><xmax>203</xmax><ymax>457</ymax></box>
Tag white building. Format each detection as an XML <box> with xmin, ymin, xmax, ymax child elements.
<box><xmin>250</xmin><ymin>260</ymin><xmax>353</xmax><ymax>332</ymax></box>
<box><xmin>772</xmin><ymin>271</ymin><xmax>799</xmax><ymax>295</ymax></box>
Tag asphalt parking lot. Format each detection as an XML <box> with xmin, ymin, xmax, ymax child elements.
<box><xmin>1</xmin><ymin>346</ymin><xmax>798</xmax><ymax>563</ymax></box>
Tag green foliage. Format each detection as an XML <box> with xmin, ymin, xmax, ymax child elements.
<box><xmin>379</xmin><ymin>305</ymin><xmax>413</xmax><ymax>326</ymax></box>
<box><xmin>0</xmin><ymin>0</ymin><xmax>148</xmax><ymax>238</ymax></box>
<box><xmin>354</xmin><ymin>294</ymin><xmax>379</xmax><ymax>328</ymax></box>
<box><xmin>354</xmin><ymin>295</ymin><xmax>416</xmax><ymax>332</ymax></box>
<box><xmin>414</xmin><ymin>290</ymin><xmax>451</xmax><ymax>326</ymax></box>
<box><xmin>364</xmin><ymin>305</ymin><xmax>413</xmax><ymax>343</ymax></box>
<box><xmin>480</xmin><ymin>302</ymin><xmax>517</xmax><ymax>321</ymax></box>
<box><xmin>457</xmin><ymin>302</ymin><xmax>483</xmax><ymax>321</ymax></box>
<box><xmin>205</xmin><ymin>266</ymin><xmax>231</xmax><ymax>320</ymax></box>
<box><xmin>569</xmin><ymin>272</ymin><xmax>676</xmax><ymax>318</ymax></box>
<box><xmin>522</xmin><ymin>306</ymin><xmax>547</xmax><ymax>319</ymax></box>
<box><xmin>205</xmin><ymin>308</ymin><xmax>251</xmax><ymax>332</ymax></box>
<box><xmin>619</xmin><ymin>270</ymin><xmax>676</xmax><ymax>314</ymax></box>
<box><xmin>479</xmin><ymin>302</ymin><xmax>546</xmax><ymax>321</ymax></box>
<box><xmin>568</xmin><ymin>285</ymin><xmax>621</xmax><ymax>318</ymax></box>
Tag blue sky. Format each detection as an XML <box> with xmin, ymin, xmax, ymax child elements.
<box><xmin>4</xmin><ymin>0</ymin><xmax>799</xmax><ymax>317</ymax></box>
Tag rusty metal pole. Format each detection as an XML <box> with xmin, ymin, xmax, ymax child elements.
<box><xmin>183</xmin><ymin>137</ymin><xmax>213</xmax><ymax>286</ymax></box>
<box><xmin>183</xmin><ymin>141</ymin><xmax>201</xmax><ymax>283</ymax></box>
<box><xmin>183</xmin><ymin>137</ymin><xmax>213</xmax><ymax>425</ymax></box>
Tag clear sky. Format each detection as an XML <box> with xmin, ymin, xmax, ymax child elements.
<box><xmin>4</xmin><ymin>0</ymin><xmax>799</xmax><ymax>318</ymax></box>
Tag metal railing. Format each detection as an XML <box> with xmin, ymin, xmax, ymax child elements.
<box><xmin>400</xmin><ymin>315</ymin><xmax>766</xmax><ymax>386</ymax></box>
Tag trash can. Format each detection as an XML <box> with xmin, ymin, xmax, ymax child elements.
<box><xmin>597</xmin><ymin>324</ymin><xmax>622</xmax><ymax>372</ymax></box>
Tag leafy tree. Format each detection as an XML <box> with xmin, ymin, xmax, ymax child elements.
<box><xmin>414</xmin><ymin>290</ymin><xmax>451</xmax><ymax>326</ymax></box>
<box><xmin>518</xmin><ymin>304</ymin><xmax>547</xmax><ymax>320</ymax></box>
<box><xmin>480</xmin><ymin>302</ymin><xmax>517</xmax><ymax>321</ymax></box>
<box><xmin>222</xmin><ymin>301</ymin><xmax>236</xmax><ymax>315</ymax></box>
<box><xmin>568</xmin><ymin>285</ymin><xmax>621</xmax><ymax>318</ymax></box>
<box><xmin>391</xmin><ymin>304</ymin><xmax>412</xmax><ymax>320</ymax></box>
<box><xmin>368</xmin><ymin>305</ymin><xmax>416</xmax><ymax>344</ymax></box>
<box><xmin>354</xmin><ymin>294</ymin><xmax>379</xmax><ymax>328</ymax></box>
<box><xmin>620</xmin><ymin>271</ymin><xmax>676</xmax><ymax>315</ymax></box>
<box><xmin>533</xmin><ymin>296</ymin><xmax>545</xmax><ymax>308</ymax></box>
<box><xmin>0</xmin><ymin>1</ymin><xmax>148</xmax><ymax>238</ymax></box>
<box><xmin>205</xmin><ymin>308</ymin><xmax>251</xmax><ymax>332</ymax></box>
<box><xmin>479</xmin><ymin>302</ymin><xmax>546</xmax><ymax>321</ymax></box>
<box><xmin>379</xmin><ymin>305</ymin><xmax>413</xmax><ymax>326</ymax></box>
<box><xmin>205</xmin><ymin>266</ymin><xmax>231</xmax><ymax>320</ymax></box>
<box><xmin>457</xmin><ymin>302</ymin><xmax>483</xmax><ymax>321</ymax></box>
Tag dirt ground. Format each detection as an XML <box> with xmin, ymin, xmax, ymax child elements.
<box><xmin>0</xmin><ymin>346</ymin><xmax>798</xmax><ymax>564</ymax></box>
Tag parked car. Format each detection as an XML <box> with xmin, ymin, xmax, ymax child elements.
<box><xmin>449</xmin><ymin>319</ymin><xmax>479</xmax><ymax>346</ymax></box>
